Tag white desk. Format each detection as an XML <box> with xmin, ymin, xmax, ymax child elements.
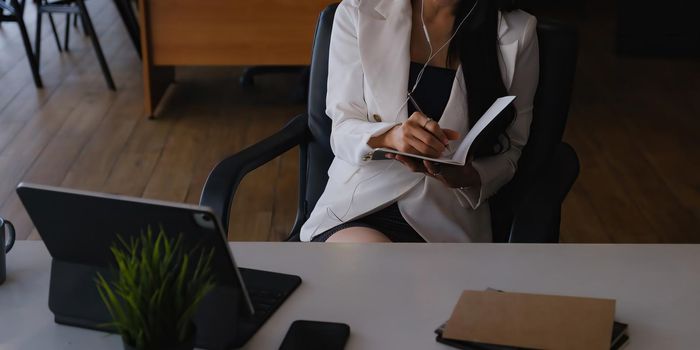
<box><xmin>0</xmin><ymin>242</ymin><xmax>698</xmax><ymax>349</ymax></box>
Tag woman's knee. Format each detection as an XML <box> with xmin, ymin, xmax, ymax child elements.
<box><xmin>326</xmin><ymin>227</ymin><xmax>391</xmax><ymax>243</ymax></box>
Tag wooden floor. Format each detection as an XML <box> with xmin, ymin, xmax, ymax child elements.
<box><xmin>0</xmin><ymin>1</ymin><xmax>698</xmax><ymax>243</ymax></box>
<box><xmin>560</xmin><ymin>3</ymin><xmax>700</xmax><ymax>243</ymax></box>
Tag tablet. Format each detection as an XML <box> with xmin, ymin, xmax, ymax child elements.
<box><xmin>17</xmin><ymin>182</ymin><xmax>300</xmax><ymax>349</ymax></box>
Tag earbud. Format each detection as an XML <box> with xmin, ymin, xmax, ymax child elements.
<box><xmin>421</xmin><ymin>0</ymin><xmax>434</xmax><ymax>56</ymax></box>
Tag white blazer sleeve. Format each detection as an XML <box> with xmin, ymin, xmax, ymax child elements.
<box><xmin>458</xmin><ymin>15</ymin><xmax>540</xmax><ymax>209</ymax></box>
<box><xmin>326</xmin><ymin>1</ymin><xmax>400</xmax><ymax>166</ymax></box>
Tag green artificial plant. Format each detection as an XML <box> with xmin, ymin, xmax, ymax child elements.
<box><xmin>96</xmin><ymin>227</ymin><xmax>216</xmax><ymax>349</ymax></box>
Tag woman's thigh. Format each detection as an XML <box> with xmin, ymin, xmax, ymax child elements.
<box><xmin>326</xmin><ymin>227</ymin><xmax>391</xmax><ymax>243</ymax></box>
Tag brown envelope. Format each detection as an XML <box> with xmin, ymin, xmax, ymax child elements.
<box><xmin>443</xmin><ymin>290</ymin><xmax>616</xmax><ymax>350</ymax></box>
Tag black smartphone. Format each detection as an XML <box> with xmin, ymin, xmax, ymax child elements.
<box><xmin>279</xmin><ymin>320</ymin><xmax>350</xmax><ymax>350</ymax></box>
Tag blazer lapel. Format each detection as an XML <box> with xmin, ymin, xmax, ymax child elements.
<box><xmin>357</xmin><ymin>0</ymin><xmax>412</xmax><ymax>122</ymax></box>
<box><xmin>438</xmin><ymin>66</ymin><xmax>467</xmax><ymax>128</ymax></box>
<box><xmin>497</xmin><ymin>11</ymin><xmax>518</xmax><ymax>90</ymax></box>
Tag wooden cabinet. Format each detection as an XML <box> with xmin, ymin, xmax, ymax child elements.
<box><xmin>138</xmin><ymin>0</ymin><xmax>333</xmax><ymax>117</ymax></box>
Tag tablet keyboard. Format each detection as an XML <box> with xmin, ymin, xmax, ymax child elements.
<box><xmin>248</xmin><ymin>288</ymin><xmax>286</xmax><ymax>316</ymax></box>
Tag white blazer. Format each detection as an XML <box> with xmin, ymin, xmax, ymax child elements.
<box><xmin>300</xmin><ymin>0</ymin><xmax>540</xmax><ymax>242</ymax></box>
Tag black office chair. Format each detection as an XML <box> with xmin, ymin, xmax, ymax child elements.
<box><xmin>0</xmin><ymin>0</ymin><xmax>43</xmax><ymax>87</ymax></box>
<box><xmin>35</xmin><ymin>0</ymin><xmax>115</xmax><ymax>89</ymax></box>
<box><xmin>200</xmin><ymin>4</ymin><xmax>580</xmax><ymax>243</ymax></box>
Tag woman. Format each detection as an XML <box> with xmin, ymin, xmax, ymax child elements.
<box><xmin>300</xmin><ymin>0</ymin><xmax>539</xmax><ymax>242</ymax></box>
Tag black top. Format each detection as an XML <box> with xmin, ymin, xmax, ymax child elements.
<box><xmin>407</xmin><ymin>62</ymin><xmax>457</xmax><ymax>121</ymax></box>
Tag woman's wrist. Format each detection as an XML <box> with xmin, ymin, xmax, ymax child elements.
<box><xmin>458</xmin><ymin>163</ymin><xmax>481</xmax><ymax>189</ymax></box>
<box><xmin>368</xmin><ymin>124</ymin><xmax>400</xmax><ymax>149</ymax></box>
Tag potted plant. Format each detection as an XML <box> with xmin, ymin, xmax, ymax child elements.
<box><xmin>96</xmin><ymin>227</ymin><xmax>216</xmax><ymax>350</ymax></box>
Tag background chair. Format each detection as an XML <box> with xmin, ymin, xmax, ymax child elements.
<box><xmin>66</xmin><ymin>0</ymin><xmax>140</xmax><ymax>57</ymax></box>
<box><xmin>0</xmin><ymin>0</ymin><xmax>43</xmax><ymax>87</ymax></box>
<box><xmin>200</xmin><ymin>4</ymin><xmax>580</xmax><ymax>243</ymax></box>
<box><xmin>35</xmin><ymin>0</ymin><xmax>115</xmax><ymax>89</ymax></box>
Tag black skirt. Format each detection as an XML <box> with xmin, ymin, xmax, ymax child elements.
<box><xmin>311</xmin><ymin>203</ymin><xmax>425</xmax><ymax>242</ymax></box>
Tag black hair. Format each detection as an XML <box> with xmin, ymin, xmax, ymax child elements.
<box><xmin>447</xmin><ymin>0</ymin><xmax>519</xmax><ymax>158</ymax></box>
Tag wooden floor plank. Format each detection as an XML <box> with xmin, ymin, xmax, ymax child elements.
<box><xmin>4</xmin><ymin>92</ymin><xmax>119</xmax><ymax>240</ymax></box>
<box><xmin>141</xmin><ymin>88</ymin><xmax>213</xmax><ymax>203</ymax></box>
<box><xmin>227</xmin><ymin>119</ymin><xmax>284</xmax><ymax>241</ymax></box>
<box><xmin>268</xmin><ymin>148</ymin><xmax>300</xmax><ymax>241</ymax></box>
<box><xmin>101</xmin><ymin>116</ymin><xmax>176</xmax><ymax>198</ymax></box>
<box><xmin>60</xmin><ymin>82</ymin><xmax>143</xmax><ymax>191</ymax></box>
<box><xmin>182</xmin><ymin>81</ymin><xmax>249</xmax><ymax>205</ymax></box>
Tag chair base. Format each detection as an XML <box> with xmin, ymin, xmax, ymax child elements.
<box><xmin>240</xmin><ymin>66</ymin><xmax>309</xmax><ymax>102</ymax></box>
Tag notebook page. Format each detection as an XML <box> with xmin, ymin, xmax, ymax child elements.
<box><xmin>452</xmin><ymin>96</ymin><xmax>516</xmax><ymax>164</ymax></box>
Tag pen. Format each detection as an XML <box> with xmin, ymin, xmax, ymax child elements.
<box><xmin>407</xmin><ymin>92</ymin><xmax>424</xmax><ymax>115</ymax></box>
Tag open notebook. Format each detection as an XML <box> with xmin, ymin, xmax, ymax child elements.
<box><xmin>368</xmin><ymin>96</ymin><xmax>516</xmax><ymax>165</ymax></box>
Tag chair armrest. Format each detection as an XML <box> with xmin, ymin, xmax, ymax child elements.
<box><xmin>200</xmin><ymin>114</ymin><xmax>309</xmax><ymax>232</ymax></box>
<box><xmin>509</xmin><ymin>143</ymin><xmax>580</xmax><ymax>243</ymax></box>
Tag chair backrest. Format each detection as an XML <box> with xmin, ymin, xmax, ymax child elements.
<box><xmin>297</xmin><ymin>4</ymin><xmax>578</xmax><ymax>242</ymax></box>
<box><xmin>489</xmin><ymin>20</ymin><xmax>578</xmax><ymax>242</ymax></box>
<box><xmin>300</xmin><ymin>3</ymin><xmax>338</xmax><ymax>227</ymax></box>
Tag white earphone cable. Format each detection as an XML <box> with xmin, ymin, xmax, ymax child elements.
<box><xmin>410</xmin><ymin>0</ymin><xmax>479</xmax><ymax>95</ymax></box>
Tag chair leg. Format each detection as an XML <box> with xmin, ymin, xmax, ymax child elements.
<box><xmin>76</xmin><ymin>0</ymin><xmax>115</xmax><ymax>90</ymax></box>
<box><xmin>113</xmin><ymin>0</ymin><xmax>140</xmax><ymax>58</ymax></box>
<box><xmin>70</xmin><ymin>6</ymin><xmax>86</xmax><ymax>35</ymax></box>
<box><xmin>79</xmin><ymin>10</ymin><xmax>87</xmax><ymax>36</ymax></box>
<box><xmin>17</xmin><ymin>9</ymin><xmax>43</xmax><ymax>87</ymax></box>
<box><xmin>47</xmin><ymin>12</ymin><xmax>62</xmax><ymax>52</ymax></box>
<box><xmin>34</xmin><ymin>5</ymin><xmax>42</xmax><ymax>69</ymax></box>
<box><xmin>64</xmin><ymin>13</ymin><xmax>70</xmax><ymax>51</ymax></box>
<box><xmin>68</xmin><ymin>5</ymin><xmax>85</xmax><ymax>35</ymax></box>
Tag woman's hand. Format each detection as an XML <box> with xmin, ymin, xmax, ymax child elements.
<box><xmin>368</xmin><ymin>112</ymin><xmax>461</xmax><ymax>174</ymax></box>
<box><xmin>368</xmin><ymin>112</ymin><xmax>460</xmax><ymax>158</ymax></box>
<box><xmin>387</xmin><ymin>153</ymin><xmax>481</xmax><ymax>189</ymax></box>
<box><xmin>389</xmin><ymin>112</ymin><xmax>460</xmax><ymax>158</ymax></box>
<box><xmin>423</xmin><ymin>159</ymin><xmax>482</xmax><ymax>189</ymax></box>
